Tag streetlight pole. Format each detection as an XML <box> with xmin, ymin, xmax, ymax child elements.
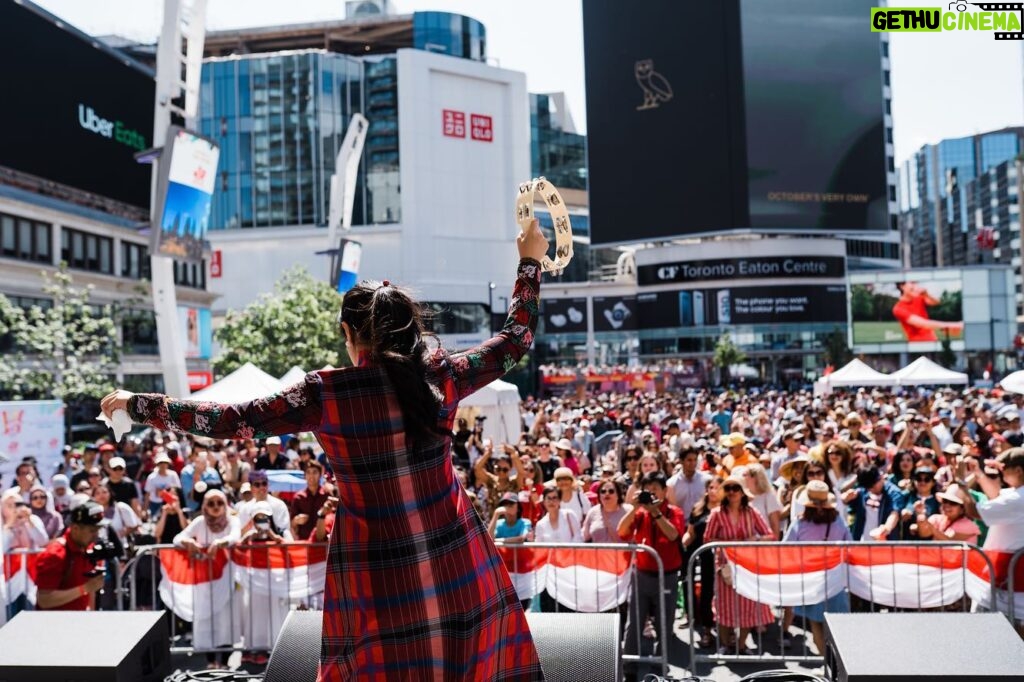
<box><xmin>487</xmin><ymin>281</ymin><xmax>496</xmax><ymax>334</ymax></box>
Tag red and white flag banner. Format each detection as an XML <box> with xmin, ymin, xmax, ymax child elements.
<box><xmin>2</xmin><ymin>552</ymin><xmax>38</xmax><ymax>608</ymax></box>
<box><xmin>497</xmin><ymin>546</ymin><xmax>634</xmax><ymax>612</ymax></box>
<box><xmin>230</xmin><ymin>544</ymin><xmax>328</xmax><ymax>601</ymax></box>
<box><xmin>157</xmin><ymin>547</ymin><xmax>233</xmax><ymax>623</ymax></box>
<box><xmin>725</xmin><ymin>544</ymin><xmax>1024</xmax><ymax>612</ymax></box>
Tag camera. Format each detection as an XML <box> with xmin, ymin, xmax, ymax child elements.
<box><xmin>637</xmin><ymin>490</ymin><xmax>655</xmax><ymax>505</ymax></box>
<box><xmin>85</xmin><ymin>535</ymin><xmax>122</xmax><ymax>565</ymax></box>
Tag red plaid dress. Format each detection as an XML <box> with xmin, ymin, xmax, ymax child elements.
<box><xmin>128</xmin><ymin>258</ymin><xmax>546</xmax><ymax>681</ymax></box>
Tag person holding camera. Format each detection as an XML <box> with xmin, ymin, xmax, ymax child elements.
<box><xmin>34</xmin><ymin>500</ymin><xmax>110</xmax><ymax>611</ymax></box>
<box><xmin>617</xmin><ymin>471</ymin><xmax>686</xmax><ymax>681</ymax></box>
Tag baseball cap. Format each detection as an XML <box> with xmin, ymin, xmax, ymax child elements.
<box><xmin>239</xmin><ymin>482</ymin><xmax>252</xmax><ymax>494</ymax></box>
<box><xmin>266</xmin><ymin>436</ymin><xmax>282</xmax><ymax>445</ymax></box>
<box><xmin>69</xmin><ymin>500</ymin><xmax>110</xmax><ymax>526</ymax></box>
<box><xmin>98</xmin><ymin>443</ymin><xmax>116</xmax><ymax>453</ymax></box>
<box><xmin>497</xmin><ymin>492</ymin><xmax>519</xmax><ymax>506</ymax></box>
<box><xmin>153</xmin><ymin>453</ymin><xmax>172</xmax><ymax>465</ymax></box>
<box><xmin>719</xmin><ymin>433</ymin><xmax>746</xmax><ymax>448</ymax></box>
<box><xmin>251</xmin><ymin>501</ymin><xmax>273</xmax><ymax>517</ymax></box>
<box><xmin>51</xmin><ymin>474</ymin><xmax>69</xmax><ymax>488</ymax></box>
<box><xmin>554</xmin><ymin>438</ymin><xmax>573</xmax><ymax>451</ymax></box>
<box><xmin>108</xmin><ymin>457</ymin><xmax>126</xmax><ymax>469</ymax></box>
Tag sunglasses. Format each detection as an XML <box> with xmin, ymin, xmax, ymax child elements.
<box><xmin>723</xmin><ymin>485</ymin><xmax>742</xmax><ymax>493</ymax></box>
<box><xmin>599</xmin><ymin>488</ymin><xmax>617</xmax><ymax>495</ymax></box>
<box><xmin>111</xmin><ymin>466</ymin><xmax>125</xmax><ymax>471</ymax></box>
<box><xmin>544</xmin><ymin>495</ymin><xmax>560</xmax><ymax>502</ymax></box>
<box><xmin>914</xmin><ymin>476</ymin><xmax>934</xmax><ymax>483</ymax></box>
<box><xmin>495</xmin><ymin>467</ymin><xmax>510</xmax><ymax>473</ymax></box>
<box><xmin>205</xmin><ymin>501</ymin><xmax>225</xmax><ymax>508</ymax></box>
<box><xmin>30</xmin><ymin>495</ymin><xmax>47</xmax><ymax>501</ymax></box>
<box><xmin>625</xmin><ymin>456</ymin><xmax>640</xmax><ymax>462</ymax></box>
<box><xmin>807</xmin><ymin>470</ymin><xmax>826</xmax><ymax>477</ymax></box>
<box><xmin>250</xmin><ymin>481</ymin><xmax>268</xmax><ymax>488</ymax></box>
<box><xmin>556</xmin><ymin>476</ymin><xmax>572</xmax><ymax>482</ymax></box>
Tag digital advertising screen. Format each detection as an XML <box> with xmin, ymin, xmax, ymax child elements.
<box><xmin>177</xmin><ymin>306</ymin><xmax>213</xmax><ymax>359</ymax></box>
<box><xmin>851</xmin><ymin>276</ymin><xmax>963</xmax><ymax>345</ymax></box>
<box><xmin>637</xmin><ymin>285</ymin><xmax>847</xmax><ymax>329</ymax></box>
<box><xmin>541</xmin><ymin>298</ymin><xmax>588</xmax><ymax>335</ymax></box>
<box><xmin>582</xmin><ymin>0</ymin><xmax>888</xmax><ymax>245</ymax></box>
<box><xmin>592</xmin><ymin>296</ymin><xmax>638</xmax><ymax>333</ymax></box>
<box><xmin>0</xmin><ymin>1</ymin><xmax>154</xmax><ymax>208</ymax></box>
<box><xmin>152</xmin><ymin>127</ymin><xmax>220</xmax><ymax>262</ymax></box>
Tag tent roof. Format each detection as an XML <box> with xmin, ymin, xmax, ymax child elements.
<box><xmin>891</xmin><ymin>356</ymin><xmax>969</xmax><ymax>385</ymax></box>
<box><xmin>279</xmin><ymin>366</ymin><xmax>307</xmax><ymax>386</ymax></box>
<box><xmin>823</xmin><ymin>358</ymin><xmax>896</xmax><ymax>387</ymax></box>
<box><xmin>191</xmin><ymin>362</ymin><xmax>284</xmax><ymax>403</ymax></box>
<box><xmin>458</xmin><ymin>379</ymin><xmax>522</xmax><ymax>407</ymax></box>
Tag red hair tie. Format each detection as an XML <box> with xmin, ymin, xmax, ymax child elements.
<box><xmin>382</xmin><ymin>280</ymin><xmax>390</xmax><ymax>287</ymax></box>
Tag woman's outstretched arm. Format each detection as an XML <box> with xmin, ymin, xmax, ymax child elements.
<box><xmin>101</xmin><ymin>372</ymin><xmax>324</xmax><ymax>440</ymax></box>
<box><xmin>445</xmin><ymin>219</ymin><xmax>547</xmax><ymax>401</ymax></box>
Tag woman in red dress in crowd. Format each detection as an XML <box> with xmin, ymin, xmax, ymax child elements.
<box><xmin>102</xmin><ymin>221</ymin><xmax>550</xmax><ymax>681</ymax></box>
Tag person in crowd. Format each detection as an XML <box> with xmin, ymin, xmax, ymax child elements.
<box><xmin>899</xmin><ymin>465</ymin><xmax>940</xmax><ymax>539</ymax></box>
<box><xmin>517</xmin><ymin>454</ymin><xmax>544</xmax><ymax>523</ymax></box>
<box><xmin>823</xmin><ymin>441</ymin><xmax>857</xmax><ymax>494</ymax></box>
<box><xmin>582</xmin><ymin>477</ymin><xmax>631</xmax><ymax>543</ymax></box>
<box><xmin>28</xmin><ymin>486</ymin><xmax>63</xmax><ymax>539</ymax></box>
<box><xmin>69</xmin><ymin>446</ymin><xmax>100</xmax><ymax>492</ymax></box>
<box><xmin>2</xmin><ymin>488</ymin><xmax>49</xmax><ymax>551</ymax></box>
<box><xmin>237</xmin><ymin>470</ymin><xmax>292</xmax><ymax>540</ymax></box>
<box><xmin>489</xmin><ymin>492</ymin><xmax>533</xmax><ymax>544</ymax></box>
<box><xmin>173</xmin><ymin>488</ymin><xmax>241</xmax><ymax>669</ymax></box>
<box><xmin>50</xmin><ymin>473</ymin><xmax>73</xmax><ymax>515</ymax></box>
<box><xmin>849</xmin><ymin>466</ymin><xmax>905</xmax><ymax>542</ymax></box>
<box><xmin>770</xmin><ymin>429</ymin><xmax>804</xmax><ymax>482</ymax></box>
<box><xmin>888</xmin><ymin>448</ymin><xmax>917</xmax><ymax>492</ymax></box>
<box><xmin>534</xmin><ymin>437</ymin><xmax>562</xmax><ymax>483</ymax></box>
<box><xmin>104</xmin><ymin>456</ymin><xmax>142</xmax><ymax>520</ymax></box>
<box><xmin>734</xmin><ymin>463</ymin><xmax>782</xmax><ymax>539</ymax></box>
<box><xmin>34</xmin><ymin>501</ymin><xmax>109</xmax><ymax>612</ymax></box>
<box><xmin>717</xmin><ymin>433</ymin><xmax>755</xmax><ymax>476</ymax></box>
<box><xmin>617</xmin><ymin>471</ymin><xmax>686</xmax><ymax>681</ymax></box>
<box><xmin>255</xmin><ymin>436</ymin><xmax>290</xmax><ymax>471</ymax></box>
<box><xmin>620</xmin><ymin>444</ymin><xmax>642</xmax><ymax>489</ymax></box>
<box><xmin>153</xmin><ymin>489</ymin><xmax>188</xmax><ymax>545</ymax></box>
<box><xmin>102</xmin><ymin>220</ymin><xmax>550</xmax><ymax>680</ymax></box>
<box><xmin>704</xmin><ymin>475</ymin><xmax>774</xmax><ymax>654</ymax></box>
<box><xmin>290</xmin><ymin>460</ymin><xmax>330</xmax><ymax>540</ymax></box>
<box><xmin>783</xmin><ymin>480</ymin><xmax>852</xmax><ymax>654</ymax></box>
<box><xmin>666</xmin><ymin>448</ymin><xmax>710</xmax><ymax>519</ymax></box>
<box><xmin>181</xmin><ymin>448</ymin><xmax>224</xmax><ymax>513</ymax></box>
<box><xmin>552</xmin><ymin>466</ymin><xmax>592</xmax><ymax>523</ymax></box>
<box><xmin>554</xmin><ymin>438</ymin><xmax>585</xmax><ymax>476</ymax></box>
<box><xmin>573</xmin><ymin>419</ymin><xmax>598</xmax><ymax>465</ymax></box>
<box><xmin>843</xmin><ymin>414</ymin><xmax>871</xmax><ymax>445</ymax></box>
<box><xmin>777</xmin><ymin>455</ymin><xmax>811</xmax><ymax>530</ymax></box>
<box><xmin>683</xmin><ymin>475</ymin><xmax>724</xmax><ymax>649</ymax></box>
<box><xmin>627</xmin><ymin>452</ymin><xmax>664</xmax><ymax>502</ymax></box>
<box><xmin>218</xmin><ymin>445</ymin><xmax>251</xmax><ymax>498</ymax></box>
<box><xmin>143</xmin><ymin>453</ymin><xmax>182</xmax><ymax>519</ymax></box>
<box><xmin>91</xmin><ymin>482</ymin><xmax>140</xmax><ymax>542</ymax></box>
<box><xmin>474</xmin><ymin>444</ymin><xmax>524</xmax><ymax>518</ymax></box>
<box><xmin>911</xmin><ymin>483</ymin><xmax>980</xmax><ymax>544</ymax></box>
<box><xmin>239</xmin><ymin>500</ymin><xmax>291</xmax><ymax>664</ymax></box>
<box><xmin>535</xmin><ymin>484</ymin><xmax>582</xmax><ymax>613</ymax></box>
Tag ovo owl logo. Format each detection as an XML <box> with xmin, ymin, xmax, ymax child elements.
<box><xmin>634</xmin><ymin>59</ymin><xmax>673</xmax><ymax>111</ymax></box>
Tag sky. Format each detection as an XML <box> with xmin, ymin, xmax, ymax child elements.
<box><xmin>31</xmin><ymin>0</ymin><xmax>1024</xmax><ymax>166</ymax></box>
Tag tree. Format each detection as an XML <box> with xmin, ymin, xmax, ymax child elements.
<box><xmin>939</xmin><ymin>334</ymin><xmax>957</xmax><ymax>369</ymax></box>
<box><xmin>712</xmin><ymin>332</ymin><xmax>746</xmax><ymax>385</ymax></box>
<box><xmin>823</xmin><ymin>327</ymin><xmax>852</xmax><ymax>368</ymax></box>
<box><xmin>213</xmin><ymin>266</ymin><xmax>348</xmax><ymax>378</ymax></box>
<box><xmin>0</xmin><ymin>264</ymin><xmax>119</xmax><ymax>402</ymax></box>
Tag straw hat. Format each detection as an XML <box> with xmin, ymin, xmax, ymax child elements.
<box><xmin>722</xmin><ymin>475</ymin><xmax>753</xmax><ymax>498</ymax></box>
<box><xmin>796</xmin><ymin>480</ymin><xmax>836</xmax><ymax>509</ymax></box>
<box><xmin>779</xmin><ymin>454</ymin><xmax>813</xmax><ymax>480</ymax></box>
<box><xmin>936</xmin><ymin>483</ymin><xmax>968</xmax><ymax>506</ymax></box>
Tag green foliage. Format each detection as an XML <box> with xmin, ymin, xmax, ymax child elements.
<box><xmin>939</xmin><ymin>335</ymin><xmax>957</xmax><ymax>369</ymax></box>
<box><xmin>712</xmin><ymin>332</ymin><xmax>746</xmax><ymax>384</ymax></box>
<box><xmin>823</xmin><ymin>327</ymin><xmax>852</xmax><ymax>368</ymax></box>
<box><xmin>213</xmin><ymin>266</ymin><xmax>348</xmax><ymax>378</ymax></box>
<box><xmin>0</xmin><ymin>264</ymin><xmax>119</xmax><ymax>401</ymax></box>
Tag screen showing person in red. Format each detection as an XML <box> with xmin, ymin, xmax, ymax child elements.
<box><xmin>891</xmin><ymin>281</ymin><xmax>963</xmax><ymax>342</ymax></box>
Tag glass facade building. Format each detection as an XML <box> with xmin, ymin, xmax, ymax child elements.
<box><xmin>530</xmin><ymin>94</ymin><xmax>587</xmax><ymax>191</ymax></box>
<box><xmin>412</xmin><ymin>12</ymin><xmax>485</xmax><ymax>61</ymax></box>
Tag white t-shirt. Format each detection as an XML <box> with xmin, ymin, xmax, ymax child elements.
<box><xmin>173</xmin><ymin>514</ymin><xmax>242</xmax><ymax>548</ymax></box>
<box><xmin>560</xmin><ymin>490</ymin><xmax>592</xmax><ymax>524</ymax></box>
<box><xmin>977</xmin><ymin>486</ymin><xmax>1024</xmax><ymax>552</ymax></box>
<box><xmin>861</xmin><ymin>492</ymin><xmax>882</xmax><ymax>541</ymax></box>
<box><xmin>751</xmin><ymin>491</ymin><xmax>783</xmax><ymax>528</ymax></box>
<box><xmin>144</xmin><ymin>470</ymin><xmax>182</xmax><ymax>503</ymax></box>
<box><xmin>534</xmin><ymin>509</ymin><xmax>580</xmax><ymax>543</ymax></box>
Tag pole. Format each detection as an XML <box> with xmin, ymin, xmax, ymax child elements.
<box><xmin>487</xmin><ymin>282</ymin><xmax>496</xmax><ymax>334</ymax></box>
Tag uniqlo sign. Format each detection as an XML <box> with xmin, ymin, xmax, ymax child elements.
<box><xmin>470</xmin><ymin>114</ymin><xmax>493</xmax><ymax>142</ymax></box>
<box><xmin>442</xmin><ymin>109</ymin><xmax>465</xmax><ymax>138</ymax></box>
<box><xmin>210</xmin><ymin>250</ymin><xmax>222</xmax><ymax>278</ymax></box>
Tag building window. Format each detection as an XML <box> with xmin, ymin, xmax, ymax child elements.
<box><xmin>0</xmin><ymin>213</ymin><xmax>51</xmax><ymax>264</ymax></box>
<box><xmin>61</xmin><ymin>227</ymin><xmax>113</xmax><ymax>274</ymax></box>
<box><xmin>121</xmin><ymin>309</ymin><xmax>159</xmax><ymax>355</ymax></box>
<box><xmin>173</xmin><ymin>260</ymin><xmax>207</xmax><ymax>289</ymax></box>
<box><xmin>121</xmin><ymin>241</ymin><xmax>152</xmax><ymax>280</ymax></box>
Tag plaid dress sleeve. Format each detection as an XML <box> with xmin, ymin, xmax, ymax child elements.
<box><xmin>126</xmin><ymin>372</ymin><xmax>324</xmax><ymax>440</ymax></box>
<box><xmin>446</xmin><ymin>257</ymin><xmax>541</xmax><ymax>401</ymax></box>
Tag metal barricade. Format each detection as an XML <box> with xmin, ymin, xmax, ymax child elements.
<box><xmin>2</xmin><ymin>548</ymin><xmax>45</xmax><ymax>623</ymax></box>
<box><xmin>686</xmin><ymin>541</ymin><xmax>998</xmax><ymax>675</ymax></box>
<box><xmin>123</xmin><ymin>542</ymin><xmax>330</xmax><ymax>654</ymax></box>
<box><xmin>496</xmin><ymin>541</ymin><xmax>669</xmax><ymax>677</ymax></box>
<box><xmin>1006</xmin><ymin>546</ymin><xmax>1024</xmax><ymax>623</ymax></box>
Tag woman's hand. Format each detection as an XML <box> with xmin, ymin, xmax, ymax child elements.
<box><xmin>517</xmin><ymin>218</ymin><xmax>549</xmax><ymax>262</ymax></box>
<box><xmin>100</xmin><ymin>389</ymin><xmax>136</xmax><ymax>419</ymax></box>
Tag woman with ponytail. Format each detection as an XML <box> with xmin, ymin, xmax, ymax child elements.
<box><xmin>102</xmin><ymin>220</ymin><xmax>550</xmax><ymax>681</ymax></box>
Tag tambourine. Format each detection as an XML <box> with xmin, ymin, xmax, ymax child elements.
<box><xmin>516</xmin><ymin>176</ymin><xmax>573</xmax><ymax>274</ymax></box>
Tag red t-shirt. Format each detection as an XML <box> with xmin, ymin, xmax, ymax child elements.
<box><xmin>625</xmin><ymin>504</ymin><xmax>687</xmax><ymax>573</ymax></box>
<box><xmin>892</xmin><ymin>295</ymin><xmax>936</xmax><ymax>342</ymax></box>
<box><xmin>34</xmin><ymin>529</ymin><xmax>93</xmax><ymax>610</ymax></box>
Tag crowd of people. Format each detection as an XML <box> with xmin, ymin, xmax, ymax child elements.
<box><xmin>4</xmin><ymin>382</ymin><xmax>1024</xmax><ymax>674</ymax></box>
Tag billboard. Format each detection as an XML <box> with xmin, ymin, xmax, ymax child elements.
<box><xmin>152</xmin><ymin>127</ymin><xmax>220</xmax><ymax>262</ymax></box>
<box><xmin>0</xmin><ymin>2</ymin><xmax>154</xmax><ymax>208</ymax></box>
<box><xmin>542</xmin><ymin>298</ymin><xmax>588</xmax><ymax>334</ymax></box>
<box><xmin>582</xmin><ymin>0</ymin><xmax>888</xmax><ymax>245</ymax></box>
<box><xmin>593</xmin><ymin>296</ymin><xmax>638</xmax><ymax>333</ymax></box>
<box><xmin>638</xmin><ymin>285</ymin><xmax>847</xmax><ymax>329</ymax></box>
<box><xmin>177</xmin><ymin>306</ymin><xmax>212</xmax><ymax>359</ymax></box>
<box><xmin>0</xmin><ymin>400</ymin><xmax>63</xmax><ymax>486</ymax></box>
<box><xmin>851</xmin><ymin>276</ymin><xmax>963</xmax><ymax>345</ymax></box>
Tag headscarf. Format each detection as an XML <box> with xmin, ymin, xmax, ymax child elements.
<box><xmin>202</xmin><ymin>488</ymin><xmax>230</xmax><ymax>534</ymax></box>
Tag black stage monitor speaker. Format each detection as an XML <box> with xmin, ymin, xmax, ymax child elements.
<box><xmin>265</xmin><ymin>611</ymin><xmax>621</xmax><ymax>682</ymax></box>
<box><xmin>824</xmin><ymin>613</ymin><xmax>1024</xmax><ymax>682</ymax></box>
<box><xmin>0</xmin><ymin>611</ymin><xmax>169</xmax><ymax>682</ymax></box>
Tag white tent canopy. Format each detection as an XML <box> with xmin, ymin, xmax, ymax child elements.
<box><xmin>1000</xmin><ymin>370</ymin><xmax>1024</xmax><ymax>395</ymax></box>
<box><xmin>191</xmin><ymin>362</ymin><xmax>284</xmax><ymax>403</ymax></box>
<box><xmin>891</xmin><ymin>356</ymin><xmax>969</xmax><ymax>386</ymax></box>
<box><xmin>814</xmin><ymin>358</ymin><xmax>896</xmax><ymax>396</ymax></box>
<box><xmin>458</xmin><ymin>379</ymin><xmax>523</xmax><ymax>446</ymax></box>
<box><xmin>279</xmin><ymin>366</ymin><xmax>307</xmax><ymax>386</ymax></box>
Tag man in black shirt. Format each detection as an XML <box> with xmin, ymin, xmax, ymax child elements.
<box><xmin>104</xmin><ymin>456</ymin><xmax>142</xmax><ymax>519</ymax></box>
<box><xmin>255</xmin><ymin>436</ymin><xmax>290</xmax><ymax>470</ymax></box>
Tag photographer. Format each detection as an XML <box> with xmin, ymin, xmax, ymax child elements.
<box><xmin>34</xmin><ymin>501</ymin><xmax>110</xmax><ymax>611</ymax></box>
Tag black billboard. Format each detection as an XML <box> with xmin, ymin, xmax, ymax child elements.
<box><xmin>583</xmin><ymin>0</ymin><xmax>888</xmax><ymax>245</ymax></box>
<box><xmin>541</xmin><ymin>298</ymin><xmax>588</xmax><ymax>334</ymax></box>
<box><xmin>0</xmin><ymin>1</ymin><xmax>154</xmax><ymax>209</ymax></box>
<box><xmin>593</xmin><ymin>296</ymin><xmax>638</xmax><ymax>333</ymax></box>
<box><xmin>638</xmin><ymin>255</ymin><xmax>846</xmax><ymax>286</ymax></box>
<box><xmin>637</xmin><ymin>285</ymin><xmax>847</xmax><ymax>329</ymax></box>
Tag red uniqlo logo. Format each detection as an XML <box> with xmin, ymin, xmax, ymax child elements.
<box><xmin>470</xmin><ymin>114</ymin><xmax>493</xmax><ymax>142</ymax></box>
<box><xmin>443</xmin><ymin>109</ymin><xmax>465</xmax><ymax>138</ymax></box>
<box><xmin>210</xmin><ymin>250</ymin><xmax>222</xmax><ymax>278</ymax></box>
